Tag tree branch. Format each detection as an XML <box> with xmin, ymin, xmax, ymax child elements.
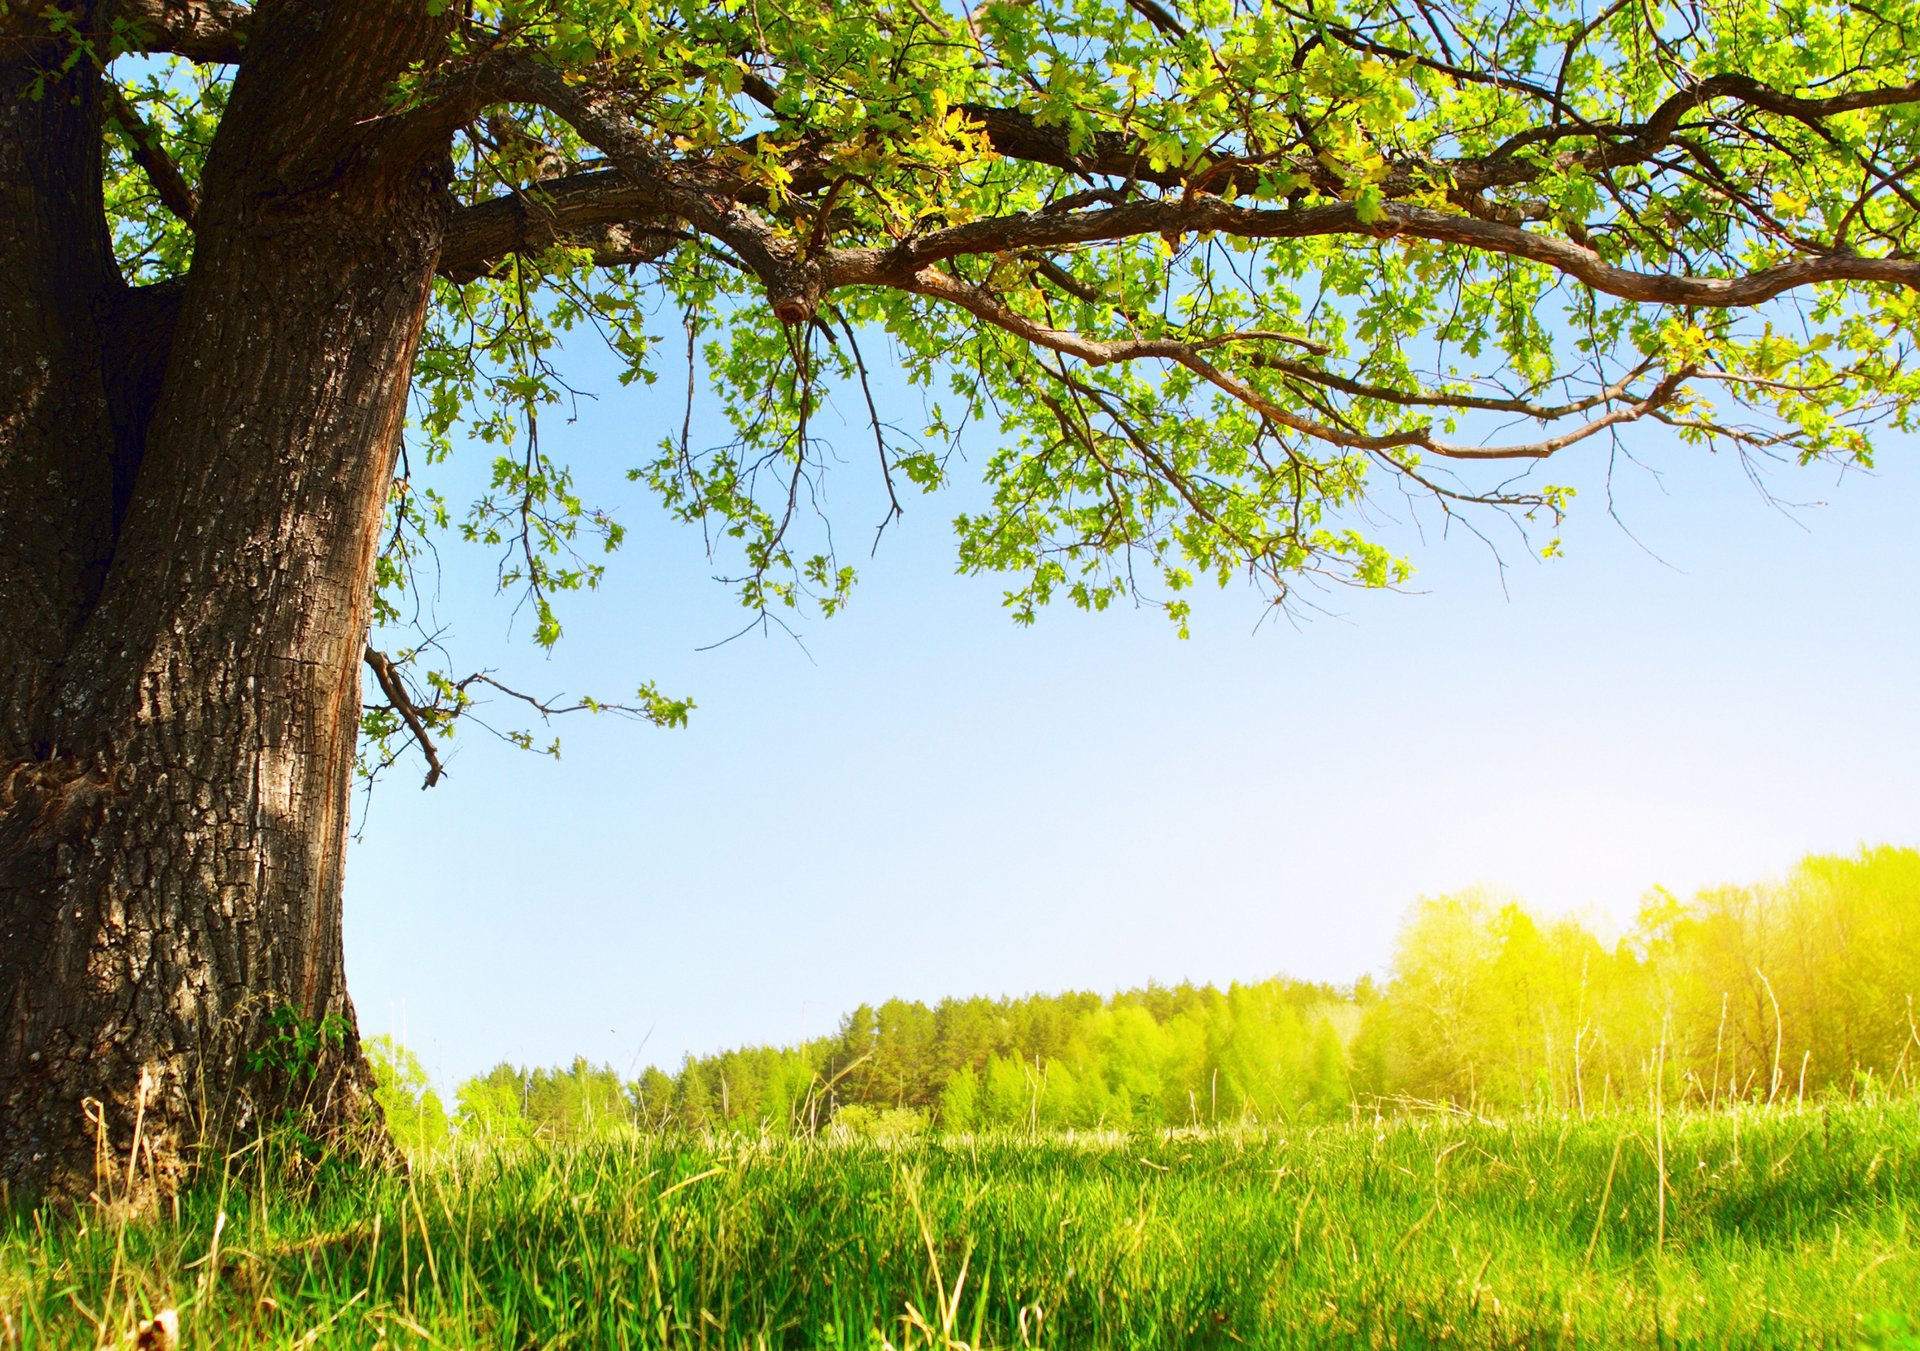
<box><xmin>1246</xmin><ymin>353</ymin><xmax>1660</xmax><ymax>419</ymax></box>
<box><xmin>1121</xmin><ymin>0</ymin><xmax>1188</xmax><ymax>38</ymax></box>
<box><xmin>899</xmin><ymin>265</ymin><xmax>1698</xmax><ymax>457</ymax></box>
<box><xmin>439</xmin><ymin>170</ymin><xmax>686</xmax><ymax>281</ymax></box>
<box><xmin>493</xmin><ymin>58</ymin><xmax>825</xmax><ymax>318</ymax></box>
<box><xmin>363</xmin><ymin>646</ymin><xmax>446</xmax><ymax>789</ymax></box>
<box><xmin>111</xmin><ymin>0</ymin><xmax>249</xmax><ymax>61</ymax></box>
<box><xmin>953</xmin><ymin>76</ymin><xmax>1920</xmax><ymax>205</ymax></box>
<box><xmin>104</xmin><ymin>82</ymin><xmax>198</xmax><ymax>226</ymax></box>
<box><xmin>829</xmin><ymin>196</ymin><xmax>1920</xmax><ymax>308</ymax></box>
<box><xmin>427</xmin><ymin>48</ymin><xmax>1920</xmax><ymax>293</ymax></box>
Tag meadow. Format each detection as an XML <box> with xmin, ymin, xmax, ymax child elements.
<box><xmin>5</xmin><ymin>1101</ymin><xmax>1918</xmax><ymax>1349</ymax></box>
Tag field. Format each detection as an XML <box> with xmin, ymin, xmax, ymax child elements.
<box><xmin>4</xmin><ymin>1104</ymin><xmax>1918</xmax><ymax>1349</ymax></box>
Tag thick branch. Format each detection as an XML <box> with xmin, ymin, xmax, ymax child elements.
<box><xmin>830</xmin><ymin>197</ymin><xmax>1920</xmax><ymax>308</ymax></box>
<box><xmin>934</xmin><ymin>77</ymin><xmax>1920</xmax><ymax>210</ymax></box>
<box><xmin>1303</xmin><ymin>11</ymin><xmax>1920</xmax><ymax>147</ymax></box>
<box><xmin>104</xmin><ymin>83</ymin><xmax>198</xmax><ymax>225</ymax></box>
<box><xmin>439</xmin><ymin>170</ymin><xmax>686</xmax><ymax>281</ymax></box>
<box><xmin>493</xmin><ymin>60</ymin><xmax>823</xmax><ymax>318</ymax></box>
<box><xmin>439</xmin><ymin>55</ymin><xmax>1916</xmax><ymax>471</ymax></box>
<box><xmin>1121</xmin><ymin>0</ymin><xmax>1188</xmax><ymax>38</ymax></box>
<box><xmin>111</xmin><ymin>0</ymin><xmax>249</xmax><ymax>61</ymax></box>
<box><xmin>1631</xmin><ymin>73</ymin><xmax>1920</xmax><ymax>143</ymax></box>
<box><xmin>429</xmin><ymin>49</ymin><xmax>1920</xmax><ymax>287</ymax></box>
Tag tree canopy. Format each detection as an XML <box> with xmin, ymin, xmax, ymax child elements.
<box><xmin>73</xmin><ymin>0</ymin><xmax>1920</xmax><ymax>762</ymax></box>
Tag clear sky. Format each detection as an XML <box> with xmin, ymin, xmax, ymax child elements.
<box><xmin>345</xmin><ymin>333</ymin><xmax>1920</xmax><ymax>1091</ymax></box>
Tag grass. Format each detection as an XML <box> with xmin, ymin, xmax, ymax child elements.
<box><xmin>4</xmin><ymin>1103</ymin><xmax>1919</xmax><ymax>1348</ymax></box>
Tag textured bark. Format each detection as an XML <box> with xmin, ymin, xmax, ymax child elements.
<box><xmin>0</xmin><ymin>2</ymin><xmax>453</xmax><ymax>1204</ymax></box>
<box><xmin>0</xmin><ymin>4</ymin><xmax>122</xmax><ymax>757</ymax></box>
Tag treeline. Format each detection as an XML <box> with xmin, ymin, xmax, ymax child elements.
<box><xmin>371</xmin><ymin>846</ymin><xmax>1920</xmax><ymax>1150</ymax></box>
<box><xmin>1355</xmin><ymin>845</ymin><xmax>1920</xmax><ymax>1113</ymax></box>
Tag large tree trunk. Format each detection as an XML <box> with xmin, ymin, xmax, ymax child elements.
<box><xmin>0</xmin><ymin>2</ymin><xmax>452</xmax><ymax>1204</ymax></box>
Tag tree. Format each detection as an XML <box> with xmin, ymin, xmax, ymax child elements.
<box><xmin>871</xmin><ymin>998</ymin><xmax>938</xmax><ymax>1108</ymax></box>
<box><xmin>937</xmin><ymin>1062</ymin><xmax>980</xmax><ymax>1131</ymax></box>
<box><xmin>630</xmin><ymin>1065</ymin><xmax>677</xmax><ymax>1129</ymax></box>
<box><xmin>3</xmin><ymin>0</ymin><xmax>1919</xmax><ymax>1201</ymax></box>
<box><xmin>1367</xmin><ymin>889</ymin><xmax>1502</xmax><ymax>1104</ymax></box>
<box><xmin>522</xmin><ymin>1055</ymin><xmax>629</xmax><ymax>1138</ymax></box>
<box><xmin>366</xmin><ymin>1035</ymin><xmax>451</xmax><ymax>1155</ymax></box>
<box><xmin>672</xmin><ymin>1055</ymin><xmax>718</xmax><ymax>1131</ymax></box>
<box><xmin>454</xmin><ymin>1063</ymin><xmax>533</xmax><ymax>1141</ymax></box>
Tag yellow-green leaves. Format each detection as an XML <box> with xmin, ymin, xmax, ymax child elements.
<box><xmin>332</xmin><ymin>0</ymin><xmax>1920</xmax><ymax>684</ymax></box>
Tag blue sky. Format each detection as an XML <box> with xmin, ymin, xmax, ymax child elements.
<box><xmin>346</xmin><ymin>334</ymin><xmax>1920</xmax><ymax>1090</ymax></box>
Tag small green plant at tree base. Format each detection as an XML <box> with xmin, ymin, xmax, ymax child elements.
<box><xmin>227</xmin><ymin>1007</ymin><xmax>373</xmax><ymax>1186</ymax></box>
<box><xmin>244</xmin><ymin>1006</ymin><xmax>350</xmax><ymax>1084</ymax></box>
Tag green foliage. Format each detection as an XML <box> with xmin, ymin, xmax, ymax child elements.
<box><xmin>403</xmin><ymin>846</ymin><xmax>1916</xmax><ymax>1150</ymax></box>
<box><xmin>445</xmin><ymin>1059</ymin><xmax>647</xmax><ymax>1145</ymax></box>
<box><xmin>244</xmin><ymin>1007</ymin><xmax>349</xmax><ymax>1084</ymax></box>
<box><xmin>522</xmin><ymin>1056</ymin><xmax>632</xmax><ymax>1139</ymax></box>
<box><xmin>828</xmin><ymin>1104</ymin><xmax>929</xmax><ymax>1141</ymax></box>
<box><xmin>660</xmin><ymin>977</ymin><xmax>1362</xmax><ymax>1136</ymax></box>
<box><xmin>366</xmin><ymin>1036</ymin><xmax>451</xmax><ymax>1158</ymax></box>
<box><xmin>454</xmin><ymin>1063</ymin><xmax>535</xmax><ymax>1144</ymax></box>
<box><xmin>1360</xmin><ymin>846</ymin><xmax>1920</xmax><ymax>1113</ymax></box>
<box><xmin>7</xmin><ymin>1107</ymin><xmax>1918</xmax><ymax>1346</ymax></box>
<box><xmin>563</xmin><ymin>845</ymin><xmax>1915</xmax><ymax>1136</ymax></box>
<box><xmin>387</xmin><ymin>0</ymin><xmax>1920</xmax><ymax>637</ymax></box>
<box><xmin>937</xmin><ymin>1063</ymin><xmax>979</xmax><ymax>1131</ymax></box>
<box><xmin>82</xmin><ymin>0</ymin><xmax>1920</xmax><ymax>780</ymax></box>
<box><xmin>630</xmin><ymin>1065</ymin><xmax>678</xmax><ymax>1128</ymax></box>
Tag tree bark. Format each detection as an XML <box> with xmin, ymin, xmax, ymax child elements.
<box><xmin>0</xmin><ymin>1</ymin><xmax>453</xmax><ymax>1204</ymax></box>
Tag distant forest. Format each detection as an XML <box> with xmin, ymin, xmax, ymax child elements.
<box><xmin>372</xmin><ymin>846</ymin><xmax>1920</xmax><ymax>1149</ymax></box>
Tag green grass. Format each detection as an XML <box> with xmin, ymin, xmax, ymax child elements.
<box><xmin>5</xmin><ymin>1104</ymin><xmax>1919</xmax><ymax>1348</ymax></box>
